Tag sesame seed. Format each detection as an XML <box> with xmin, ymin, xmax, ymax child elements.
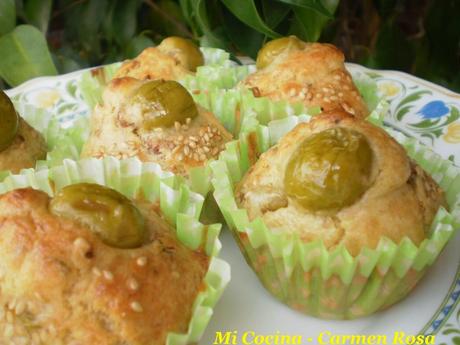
<box><xmin>334</xmin><ymin>75</ymin><xmax>341</xmax><ymax>80</ymax></box>
<box><xmin>73</xmin><ymin>238</ymin><xmax>91</xmax><ymax>258</ymax></box>
<box><xmin>15</xmin><ymin>302</ymin><xmax>26</xmax><ymax>315</ymax></box>
<box><xmin>4</xmin><ymin>324</ymin><xmax>13</xmax><ymax>338</ymax></box>
<box><xmin>127</xmin><ymin>278</ymin><xmax>139</xmax><ymax>291</ymax></box>
<box><xmin>49</xmin><ymin>325</ymin><xmax>57</xmax><ymax>336</ymax></box>
<box><xmin>6</xmin><ymin>311</ymin><xmax>13</xmax><ymax>324</ymax></box>
<box><xmin>338</xmin><ymin>92</ymin><xmax>343</xmax><ymax>97</ymax></box>
<box><xmin>174</xmin><ymin>121</ymin><xmax>181</xmax><ymax>130</ymax></box>
<box><xmin>92</xmin><ymin>267</ymin><xmax>102</xmax><ymax>277</ymax></box>
<box><xmin>200</xmin><ymin>154</ymin><xmax>206</xmax><ymax>161</ymax></box>
<box><xmin>186</xmin><ymin>117</ymin><xmax>192</xmax><ymax>124</ymax></box>
<box><xmin>189</xmin><ymin>141</ymin><xmax>196</xmax><ymax>148</ymax></box>
<box><xmin>8</xmin><ymin>300</ymin><xmax>15</xmax><ymax>310</ymax></box>
<box><xmin>130</xmin><ymin>301</ymin><xmax>143</xmax><ymax>313</ymax></box>
<box><xmin>103</xmin><ymin>270</ymin><xmax>114</xmax><ymax>281</ymax></box>
<box><xmin>136</xmin><ymin>256</ymin><xmax>147</xmax><ymax>266</ymax></box>
<box><xmin>184</xmin><ymin>146</ymin><xmax>190</xmax><ymax>155</ymax></box>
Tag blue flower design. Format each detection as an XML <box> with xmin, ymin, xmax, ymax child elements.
<box><xmin>417</xmin><ymin>100</ymin><xmax>450</xmax><ymax>119</ymax></box>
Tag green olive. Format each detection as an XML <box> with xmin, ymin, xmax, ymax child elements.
<box><xmin>256</xmin><ymin>36</ymin><xmax>306</xmax><ymax>69</ymax></box>
<box><xmin>0</xmin><ymin>90</ymin><xmax>19</xmax><ymax>152</ymax></box>
<box><xmin>132</xmin><ymin>80</ymin><xmax>198</xmax><ymax>129</ymax></box>
<box><xmin>50</xmin><ymin>183</ymin><xmax>146</xmax><ymax>249</ymax></box>
<box><xmin>158</xmin><ymin>36</ymin><xmax>204</xmax><ymax>72</ymax></box>
<box><xmin>284</xmin><ymin>127</ymin><xmax>374</xmax><ymax>212</ymax></box>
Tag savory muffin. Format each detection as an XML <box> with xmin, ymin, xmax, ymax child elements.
<box><xmin>0</xmin><ymin>90</ymin><xmax>47</xmax><ymax>173</ymax></box>
<box><xmin>115</xmin><ymin>36</ymin><xmax>204</xmax><ymax>81</ymax></box>
<box><xmin>0</xmin><ymin>184</ymin><xmax>209</xmax><ymax>345</ymax></box>
<box><xmin>240</xmin><ymin>37</ymin><xmax>369</xmax><ymax>119</ymax></box>
<box><xmin>81</xmin><ymin>77</ymin><xmax>232</xmax><ymax>177</ymax></box>
<box><xmin>236</xmin><ymin>110</ymin><xmax>445</xmax><ymax>256</ymax></box>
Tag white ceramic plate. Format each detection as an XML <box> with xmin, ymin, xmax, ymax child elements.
<box><xmin>6</xmin><ymin>63</ymin><xmax>460</xmax><ymax>345</ymax></box>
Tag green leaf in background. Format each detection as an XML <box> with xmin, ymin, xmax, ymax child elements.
<box><xmin>292</xmin><ymin>0</ymin><xmax>338</xmax><ymax>41</ymax></box>
<box><xmin>0</xmin><ymin>0</ymin><xmax>16</xmax><ymax>35</ymax></box>
<box><xmin>124</xmin><ymin>33</ymin><xmax>154</xmax><ymax>58</ymax></box>
<box><xmin>275</xmin><ymin>0</ymin><xmax>333</xmax><ymax>17</ymax></box>
<box><xmin>369</xmin><ymin>21</ymin><xmax>415</xmax><ymax>71</ymax></box>
<box><xmin>261</xmin><ymin>0</ymin><xmax>291</xmax><ymax>29</ymax></box>
<box><xmin>146</xmin><ymin>0</ymin><xmax>188</xmax><ymax>38</ymax></box>
<box><xmin>193</xmin><ymin>0</ymin><xmax>228</xmax><ymax>49</ymax></box>
<box><xmin>113</xmin><ymin>0</ymin><xmax>140</xmax><ymax>45</ymax></box>
<box><xmin>65</xmin><ymin>0</ymin><xmax>108</xmax><ymax>59</ymax></box>
<box><xmin>24</xmin><ymin>0</ymin><xmax>52</xmax><ymax>33</ymax></box>
<box><xmin>221</xmin><ymin>5</ymin><xmax>264</xmax><ymax>58</ymax></box>
<box><xmin>0</xmin><ymin>24</ymin><xmax>57</xmax><ymax>86</ymax></box>
<box><xmin>220</xmin><ymin>0</ymin><xmax>280</xmax><ymax>38</ymax></box>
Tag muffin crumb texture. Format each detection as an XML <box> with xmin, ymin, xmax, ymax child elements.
<box><xmin>236</xmin><ymin>112</ymin><xmax>445</xmax><ymax>256</ymax></box>
<box><xmin>0</xmin><ymin>188</ymin><xmax>209</xmax><ymax>345</ymax></box>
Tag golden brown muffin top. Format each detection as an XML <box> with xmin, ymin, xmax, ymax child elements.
<box><xmin>115</xmin><ymin>47</ymin><xmax>191</xmax><ymax>82</ymax></box>
<box><xmin>0</xmin><ymin>187</ymin><xmax>209</xmax><ymax>345</ymax></box>
<box><xmin>236</xmin><ymin>111</ymin><xmax>445</xmax><ymax>256</ymax></box>
<box><xmin>241</xmin><ymin>42</ymin><xmax>369</xmax><ymax>119</ymax></box>
<box><xmin>81</xmin><ymin>77</ymin><xmax>232</xmax><ymax>177</ymax></box>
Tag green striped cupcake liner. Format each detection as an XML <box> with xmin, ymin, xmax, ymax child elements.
<box><xmin>210</xmin><ymin>115</ymin><xmax>459</xmax><ymax>320</ymax></box>
<box><xmin>0</xmin><ymin>102</ymin><xmax>89</xmax><ymax>182</ymax></box>
<box><xmin>0</xmin><ymin>156</ymin><xmax>230</xmax><ymax>345</ymax></box>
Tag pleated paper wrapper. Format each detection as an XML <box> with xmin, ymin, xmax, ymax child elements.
<box><xmin>210</xmin><ymin>114</ymin><xmax>459</xmax><ymax>319</ymax></box>
<box><xmin>0</xmin><ymin>156</ymin><xmax>231</xmax><ymax>344</ymax></box>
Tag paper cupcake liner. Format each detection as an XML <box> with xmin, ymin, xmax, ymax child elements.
<box><xmin>33</xmin><ymin>107</ymin><xmax>219</xmax><ymax>223</ymax></box>
<box><xmin>0</xmin><ymin>156</ymin><xmax>230</xmax><ymax>344</ymax></box>
<box><xmin>0</xmin><ymin>102</ymin><xmax>89</xmax><ymax>182</ymax></box>
<box><xmin>78</xmin><ymin>47</ymin><xmax>234</xmax><ymax>110</ymax></box>
<box><xmin>210</xmin><ymin>116</ymin><xmax>459</xmax><ymax>319</ymax></box>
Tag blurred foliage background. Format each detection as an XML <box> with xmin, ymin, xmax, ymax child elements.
<box><xmin>0</xmin><ymin>0</ymin><xmax>459</xmax><ymax>91</ymax></box>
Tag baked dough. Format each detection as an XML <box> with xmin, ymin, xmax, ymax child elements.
<box><xmin>81</xmin><ymin>77</ymin><xmax>232</xmax><ymax>177</ymax></box>
<box><xmin>0</xmin><ymin>117</ymin><xmax>47</xmax><ymax>173</ymax></box>
<box><xmin>236</xmin><ymin>111</ymin><xmax>445</xmax><ymax>256</ymax></box>
<box><xmin>240</xmin><ymin>43</ymin><xmax>369</xmax><ymax>119</ymax></box>
<box><xmin>114</xmin><ymin>47</ymin><xmax>192</xmax><ymax>81</ymax></box>
<box><xmin>0</xmin><ymin>187</ymin><xmax>208</xmax><ymax>345</ymax></box>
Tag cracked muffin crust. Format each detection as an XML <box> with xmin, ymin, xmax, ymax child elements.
<box><xmin>240</xmin><ymin>42</ymin><xmax>369</xmax><ymax>119</ymax></box>
<box><xmin>236</xmin><ymin>111</ymin><xmax>446</xmax><ymax>256</ymax></box>
<box><xmin>0</xmin><ymin>187</ymin><xmax>209</xmax><ymax>345</ymax></box>
<box><xmin>81</xmin><ymin>77</ymin><xmax>232</xmax><ymax>177</ymax></box>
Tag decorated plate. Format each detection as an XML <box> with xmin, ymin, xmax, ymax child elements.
<box><xmin>6</xmin><ymin>63</ymin><xmax>460</xmax><ymax>345</ymax></box>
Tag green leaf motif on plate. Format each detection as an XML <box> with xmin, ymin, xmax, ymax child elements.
<box><xmin>395</xmin><ymin>90</ymin><xmax>432</xmax><ymax>121</ymax></box>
